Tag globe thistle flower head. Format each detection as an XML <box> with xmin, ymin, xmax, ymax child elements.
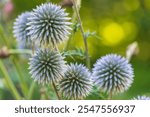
<box><xmin>29</xmin><ymin>49</ymin><xmax>66</xmax><ymax>84</ymax></box>
<box><xmin>27</xmin><ymin>3</ymin><xmax>72</xmax><ymax>46</ymax></box>
<box><xmin>92</xmin><ymin>54</ymin><xmax>134</xmax><ymax>95</ymax></box>
<box><xmin>60</xmin><ymin>63</ymin><xmax>93</xmax><ymax>99</ymax></box>
<box><xmin>13</xmin><ymin>12</ymin><xmax>31</xmax><ymax>43</ymax></box>
<box><xmin>133</xmin><ymin>96</ymin><xmax>150</xmax><ymax>100</ymax></box>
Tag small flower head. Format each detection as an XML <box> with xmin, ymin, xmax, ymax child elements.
<box><xmin>27</xmin><ymin>3</ymin><xmax>71</xmax><ymax>46</ymax></box>
<box><xmin>60</xmin><ymin>63</ymin><xmax>93</xmax><ymax>99</ymax></box>
<box><xmin>92</xmin><ymin>54</ymin><xmax>134</xmax><ymax>95</ymax></box>
<box><xmin>13</xmin><ymin>12</ymin><xmax>31</xmax><ymax>43</ymax></box>
<box><xmin>133</xmin><ymin>96</ymin><xmax>150</xmax><ymax>100</ymax></box>
<box><xmin>29</xmin><ymin>49</ymin><xmax>66</xmax><ymax>84</ymax></box>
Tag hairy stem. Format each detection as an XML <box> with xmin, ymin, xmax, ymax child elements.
<box><xmin>0</xmin><ymin>60</ymin><xmax>21</xmax><ymax>99</ymax></box>
<box><xmin>72</xmin><ymin>0</ymin><xmax>90</xmax><ymax>68</ymax></box>
<box><xmin>32</xmin><ymin>42</ymin><xmax>35</xmax><ymax>55</ymax></box>
<box><xmin>108</xmin><ymin>91</ymin><xmax>113</xmax><ymax>100</ymax></box>
<box><xmin>9</xmin><ymin>49</ymin><xmax>32</xmax><ymax>55</ymax></box>
<box><xmin>64</xmin><ymin>4</ymin><xmax>78</xmax><ymax>51</ymax></box>
<box><xmin>52</xmin><ymin>81</ymin><xmax>61</xmax><ymax>100</ymax></box>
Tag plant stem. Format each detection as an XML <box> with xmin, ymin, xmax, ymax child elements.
<box><xmin>9</xmin><ymin>49</ymin><xmax>32</xmax><ymax>55</ymax></box>
<box><xmin>52</xmin><ymin>81</ymin><xmax>61</xmax><ymax>100</ymax></box>
<box><xmin>0</xmin><ymin>60</ymin><xmax>21</xmax><ymax>99</ymax></box>
<box><xmin>32</xmin><ymin>42</ymin><xmax>35</xmax><ymax>55</ymax></box>
<box><xmin>64</xmin><ymin>5</ymin><xmax>78</xmax><ymax>51</ymax></box>
<box><xmin>72</xmin><ymin>0</ymin><xmax>90</xmax><ymax>68</ymax></box>
<box><xmin>108</xmin><ymin>92</ymin><xmax>112</xmax><ymax>100</ymax></box>
<box><xmin>0</xmin><ymin>26</ymin><xmax>9</xmax><ymax>47</ymax></box>
<box><xmin>12</xmin><ymin>58</ymin><xmax>28</xmax><ymax>97</ymax></box>
<box><xmin>51</xmin><ymin>45</ymin><xmax>61</xmax><ymax>100</ymax></box>
<box><xmin>27</xmin><ymin>82</ymin><xmax>36</xmax><ymax>99</ymax></box>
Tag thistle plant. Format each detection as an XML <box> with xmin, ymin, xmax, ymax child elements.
<box><xmin>59</xmin><ymin>63</ymin><xmax>93</xmax><ymax>99</ymax></box>
<box><xmin>1</xmin><ymin>1</ymin><xmax>141</xmax><ymax>100</ymax></box>
<box><xmin>13</xmin><ymin>12</ymin><xmax>31</xmax><ymax>43</ymax></box>
<box><xmin>27</xmin><ymin>3</ymin><xmax>71</xmax><ymax>46</ymax></box>
<box><xmin>133</xmin><ymin>96</ymin><xmax>150</xmax><ymax>100</ymax></box>
<box><xmin>29</xmin><ymin>49</ymin><xmax>66</xmax><ymax>84</ymax></box>
<box><xmin>92</xmin><ymin>54</ymin><xmax>134</xmax><ymax>96</ymax></box>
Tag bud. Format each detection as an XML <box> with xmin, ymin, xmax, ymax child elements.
<box><xmin>0</xmin><ymin>46</ymin><xmax>10</xmax><ymax>59</ymax></box>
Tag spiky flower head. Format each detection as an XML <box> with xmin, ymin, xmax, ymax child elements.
<box><xmin>29</xmin><ymin>49</ymin><xmax>66</xmax><ymax>84</ymax></box>
<box><xmin>27</xmin><ymin>3</ymin><xmax>71</xmax><ymax>46</ymax></box>
<box><xmin>13</xmin><ymin>12</ymin><xmax>31</xmax><ymax>43</ymax></box>
<box><xmin>60</xmin><ymin>63</ymin><xmax>93</xmax><ymax>99</ymax></box>
<box><xmin>133</xmin><ymin>96</ymin><xmax>150</xmax><ymax>100</ymax></box>
<box><xmin>92</xmin><ymin>54</ymin><xmax>134</xmax><ymax>95</ymax></box>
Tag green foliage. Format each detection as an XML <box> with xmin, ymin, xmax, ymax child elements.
<box><xmin>63</xmin><ymin>48</ymin><xmax>85</xmax><ymax>60</ymax></box>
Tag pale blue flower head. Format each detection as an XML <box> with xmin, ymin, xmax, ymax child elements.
<box><xmin>29</xmin><ymin>49</ymin><xmax>66</xmax><ymax>84</ymax></box>
<box><xmin>60</xmin><ymin>63</ymin><xmax>93</xmax><ymax>99</ymax></box>
<box><xmin>13</xmin><ymin>12</ymin><xmax>31</xmax><ymax>43</ymax></box>
<box><xmin>133</xmin><ymin>96</ymin><xmax>150</xmax><ymax>100</ymax></box>
<box><xmin>27</xmin><ymin>3</ymin><xmax>71</xmax><ymax>46</ymax></box>
<box><xmin>92</xmin><ymin>54</ymin><xmax>134</xmax><ymax>95</ymax></box>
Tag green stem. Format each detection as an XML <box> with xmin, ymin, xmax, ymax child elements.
<box><xmin>12</xmin><ymin>58</ymin><xmax>28</xmax><ymax>97</ymax></box>
<box><xmin>0</xmin><ymin>60</ymin><xmax>21</xmax><ymax>99</ymax></box>
<box><xmin>52</xmin><ymin>81</ymin><xmax>61</xmax><ymax>100</ymax></box>
<box><xmin>27</xmin><ymin>82</ymin><xmax>36</xmax><ymax>99</ymax></box>
<box><xmin>9</xmin><ymin>49</ymin><xmax>32</xmax><ymax>55</ymax></box>
<box><xmin>0</xmin><ymin>26</ymin><xmax>9</xmax><ymax>47</ymax></box>
<box><xmin>72</xmin><ymin>0</ymin><xmax>90</xmax><ymax>68</ymax></box>
<box><xmin>64</xmin><ymin>6</ymin><xmax>78</xmax><ymax>51</ymax></box>
<box><xmin>108</xmin><ymin>91</ymin><xmax>113</xmax><ymax>100</ymax></box>
<box><xmin>32</xmin><ymin>42</ymin><xmax>35</xmax><ymax>55</ymax></box>
<box><xmin>50</xmin><ymin>45</ymin><xmax>61</xmax><ymax>100</ymax></box>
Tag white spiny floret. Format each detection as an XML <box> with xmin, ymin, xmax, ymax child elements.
<box><xmin>27</xmin><ymin>3</ymin><xmax>72</xmax><ymax>46</ymax></box>
<box><xmin>133</xmin><ymin>96</ymin><xmax>150</xmax><ymax>100</ymax></box>
<box><xmin>92</xmin><ymin>54</ymin><xmax>134</xmax><ymax>94</ymax></box>
<box><xmin>13</xmin><ymin>12</ymin><xmax>31</xmax><ymax>43</ymax></box>
<box><xmin>60</xmin><ymin>63</ymin><xmax>93</xmax><ymax>99</ymax></box>
<box><xmin>29</xmin><ymin>49</ymin><xmax>66</xmax><ymax>84</ymax></box>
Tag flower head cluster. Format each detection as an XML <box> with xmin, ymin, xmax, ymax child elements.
<box><xmin>60</xmin><ymin>63</ymin><xmax>93</xmax><ymax>99</ymax></box>
<box><xmin>27</xmin><ymin>3</ymin><xmax>71</xmax><ymax>46</ymax></box>
<box><xmin>133</xmin><ymin>96</ymin><xmax>150</xmax><ymax>100</ymax></box>
<box><xmin>13</xmin><ymin>12</ymin><xmax>31</xmax><ymax>43</ymax></box>
<box><xmin>92</xmin><ymin>54</ymin><xmax>134</xmax><ymax>95</ymax></box>
<box><xmin>29</xmin><ymin>49</ymin><xmax>66</xmax><ymax>84</ymax></box>
<box><xmin>13</xmin><ymin>1</ymin><xmax>137</xmax><ymax>100</ymax></box>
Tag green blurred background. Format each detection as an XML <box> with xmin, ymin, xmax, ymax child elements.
<box><xmin>0</xmin><ymin>0</ymin><xmax>150</xmax><ymax>99</ymax></box>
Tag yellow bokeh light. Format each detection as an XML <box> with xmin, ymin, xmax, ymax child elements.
<box><xmin>101</xmin><ymin>22</ymin><xmax>125</xmax><ymax>46</ymax></box>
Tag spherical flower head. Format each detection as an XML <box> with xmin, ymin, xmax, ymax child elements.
<box><xmin>60</xmin><ymin>63</ymin><xmax>93</xmax><ymax>99</ymax></box>
<box><xmin>13</xmin><ymin>12</ymin><xmax>31</xmax><ymax>43</ymax></box>
<box><xmin>27</xmin><ymin>3</ymin><xmax>72</xmax><ymax>46</ymax></box>
<box><xmin>92</xmin><ymin>54</ymin><xmax>134</xmax><ymax>95</ymax></box>
<box><xmin>29</xmin><ymin>49</ymin><xmax>66</xmax><ymax>84</ymax></box>
<box><xmin>133</xmin><ymin>96</ymin><xmax>150</xmax><ymax>100</ymax></box>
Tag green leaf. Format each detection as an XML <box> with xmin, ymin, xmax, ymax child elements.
<box><xmin>72</xmin><ymin>22</ymin><xmax>80</xmax><ymax>33</ymax></box>
<box><xmin>62</xmin><ymin>48</ymin><xmax>85</xmax><ymax>59</ymax></box>
<box><xmin>84</xmin><ymin>31</ymin><xmax>101</xmax><ymax>40</ymax></box>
